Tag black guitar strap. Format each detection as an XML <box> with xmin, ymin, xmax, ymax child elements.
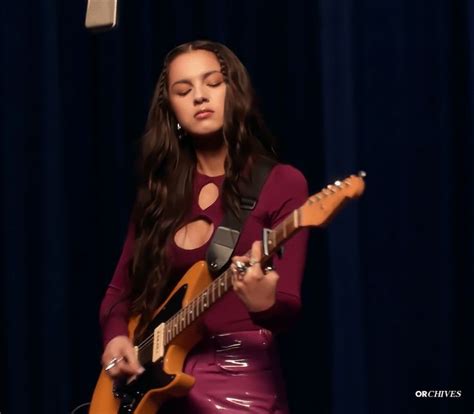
<box><xmin>205</xmin><ymin>158</ymin><xmax>276</xmax><ymax>276</ymax></box>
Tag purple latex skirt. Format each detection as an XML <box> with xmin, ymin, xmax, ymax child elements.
<box><xmin>160</xmin><ymin>329</ymin><xmax>289</xmax><ymax>413</ymax></box>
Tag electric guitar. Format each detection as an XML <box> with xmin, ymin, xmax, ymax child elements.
<box><xmin>89</xmin><ymin>172</ymin><xmax>366</xmax><ymax>414</ymax></box>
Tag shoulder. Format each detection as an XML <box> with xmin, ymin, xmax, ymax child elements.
<box><xmin>257</xmin><ymin>163</ymin><xmax>308</xmax><ymax>210</ymax></box>
<box><xmin>255</xmin><ymin>163</ymin><xmax>308</xmax><ymax>222</ymax></box>
<box><xmin>266</xmin><ymin>163</ymin><xmax>308</xmax><ymax>193</ymax></box>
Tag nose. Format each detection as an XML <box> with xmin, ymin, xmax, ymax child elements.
<box><xmin>194</xmin><ymin>96</ymin><xmax>209</xmax><ymax>105</ymax></box>
<box><xmin>193</xmin><ymin>85</ymin><xmax>209</xmax><ymax>105</ymax></box>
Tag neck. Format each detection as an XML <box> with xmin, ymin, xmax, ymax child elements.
<box><xmin>192</xmin><ymin>133</ymin><xmax>227</xmax><ymax>177</ymax></box>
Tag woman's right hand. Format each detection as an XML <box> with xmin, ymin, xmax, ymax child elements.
<box><xmin>101</xmin><ymin>335</ymin><xmax>144</xmax><ymax>379</ymax></box>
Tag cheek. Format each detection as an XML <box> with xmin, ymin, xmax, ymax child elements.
<box><xmin>217</xmin><ymin>90</ymin><xmax>227</xmax><ymax>116</ymax></box>
<box><xmin>170</xmin><ymin>99</ymin><xmax>190</xmax><ymax>123</ymax></box>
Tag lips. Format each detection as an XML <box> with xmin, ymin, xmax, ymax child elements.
<box><xmin>194</xmin><ymin>109</ymin><xmax>214</xmax><ymax>119</ymax></box>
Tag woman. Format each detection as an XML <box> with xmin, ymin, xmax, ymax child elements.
<box><xmin>99</xmin><ymin>40</ymin><xmax>309</xmax><ymax>413</ymax></box>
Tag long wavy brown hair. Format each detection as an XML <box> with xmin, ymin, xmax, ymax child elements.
<box><xmin>130</xmin><ymin>40</ymin><xmax>277</xmax><ymax>338</ymax></box>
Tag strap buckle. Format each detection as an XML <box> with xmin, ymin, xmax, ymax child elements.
<box><xmin>240</xmin><ymin>196</ymin><xmax>257</xmax><ymax>211</ymax></box>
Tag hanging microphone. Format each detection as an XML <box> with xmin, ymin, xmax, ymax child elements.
<box><xmin>85</xmin><ymin>0</ymin><xmax>118</xmax><ymax>31</ymax></box>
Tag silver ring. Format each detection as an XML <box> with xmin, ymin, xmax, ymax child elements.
<box><xmin>104</xmin><ymin>356</ymin><xmax>124</xmax><ymax>372</ymax></box>
<box><xmin>235</xmin><ymin>260</ymin><xmax>247</xmax><ymax>274</ymax></box>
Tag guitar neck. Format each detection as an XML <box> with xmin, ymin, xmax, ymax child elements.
<box><xmin>135</xmin><ymin>172</ymin><xmax>366</xmax><ymax>363</ymax></box>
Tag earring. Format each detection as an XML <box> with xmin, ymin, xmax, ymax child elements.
<box><xmin>177</xmin><ymin>123</ymin><xmax>185</xmax><ymax>141</ymax></box>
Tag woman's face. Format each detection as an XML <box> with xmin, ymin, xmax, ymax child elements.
<box><xmin>168</xmin><ymin>50</ymin><xmax>226</xmax><ymax>138</ymax></box>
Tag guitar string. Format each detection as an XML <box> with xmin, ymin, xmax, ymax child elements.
<box><xmin>134</xmin><ymin>226</ymin><xmax>280</xmax><ymax>358</ymax></box>
<box><xmin>135</xmin><ymin>266</ymin><xmax>234</xmax><ymax>356</ymax></box>
<box><xmin>133</xmin><ymin>234</ymin><xmax>269</xmax><ymax>358</ymax></box>
<box><xmin>133</xmin><ymin>269</ymin><xmax>235</xmax><ymax>366</ymax></box>
<box><xmin>133</xmin><ymin>214</ymin><xmax>292</xmax><ymax>360</ymax></box>
<box><xmin>130</xmin><ymin>183</ymin><xmax>348</xmax><ymax>361</ymax></box>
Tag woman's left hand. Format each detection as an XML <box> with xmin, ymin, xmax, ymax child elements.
<box><xmin>231</xmin><ymin>241</ymin><xmax>279</xmax><ymax>312</ymax></box>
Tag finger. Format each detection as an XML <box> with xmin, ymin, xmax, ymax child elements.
<box><xmin>231</xmin><ymin>261</ymin><xmax>247</xmax><ymax>289</ymax></box>
<box><xmin>103</xmin><ymin>356</ymin><xmax>123</xmax><ymax>378</ymax></box>
<box><xmin>261</xmin><ymin>270</ymin><xmax>279</xmax><ymax>288</ymax></box>
<box><xmin>231</xmin><ymin>258</ymin><xmax>250</xmax><ymax>281</ymax></box>
<box><xmin>231</xmin><ymin>275</ymin><xmax>241</xmax><ymax>290</ymax></box>
<box><xmin>231</xmin><ymin>266</ymin><xmax>246</xmax><ymax>284</ymax></box>
<box><xmin>102</xmin><ymin>354</ymin><xmax>116</xmax><ymax>367</ymax></box>
<box><xmin>105</xmin><ymin>366</ymin><xmax>121</xmax><ymax>378</ymax></box>
<box><xmin>232</xmin><ymin>276</ymin><xmax>245</xmax><ymax>293</ymax></box>
<box><xmin>250</xmin><ymin>241</ymin><xmax>263</xmax><ymax>263</ymax></box>
<box><xmin>102</xmin><ymin>355</ymin><xmax>121</xmax><ymax>370</ymax></box>
<box><xmin>245</xmin><ymin>265</ymin><xmax>264</xmax><ymax>281</ymax></box>
<box><xmin>264</xmin><ymin>270</ymin><xmax>279</xmax><ymax>281</ymax></box>
<box><xmin>232</xmin><ymin>255</ymin><xmax>249</xmax><ymax>265</ymax></box>
<box><xmin>122</xmin><ymin>346</ymin><xmax>144</xmax><ymax>375</ymax></box>
<box><xmin>104</xmin><ymin>350</ymin><xmax>140</xmax><ymax>377</ymax></box>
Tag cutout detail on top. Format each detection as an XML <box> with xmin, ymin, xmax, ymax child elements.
<box><xmin>198</xmin><ymin>182</ymin><xmax>219</xmax><ymax>211</ymax></box>
<box><xmin>174</xmin><ymin>218</ymin><xmax>214</xmax><ymax>250</ymax></box>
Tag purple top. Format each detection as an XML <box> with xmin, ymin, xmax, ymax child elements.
<box><xmin>99</xmin><ymin>164</ymin><xmax>309</xmax><ymax>347</ymax></box>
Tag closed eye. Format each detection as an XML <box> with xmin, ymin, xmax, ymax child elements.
<box><xmin>177</xmin><ymin>89</ymin><xmax>191</xmax><ymax>96</ymax></box>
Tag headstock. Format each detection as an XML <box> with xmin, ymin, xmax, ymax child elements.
<box><xmin>298</xmin><ymin>171</ymin><xmax>366</xmax><ymax>227</ymax></box>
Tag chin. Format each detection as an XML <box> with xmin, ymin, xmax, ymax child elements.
<box><xmin>190</xmin><ymin>126</ymin><xmax>223</xmax><ymax>138</ymax></box>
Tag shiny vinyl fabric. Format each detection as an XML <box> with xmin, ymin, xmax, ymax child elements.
<box><xmin>160</xmin><ymin>330</ymin><xmax>289</xmax><ymax>413</ymax></box>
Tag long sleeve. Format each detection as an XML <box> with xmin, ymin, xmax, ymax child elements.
<box><xmin>99</xmin><ymin>220</ymin><xmax>135</xmax><ymax>348</ymax></box>
<box><xmin>248</xmin><ymin>165</ymin><xmax>309</xmax><ymax>332</ymax></box>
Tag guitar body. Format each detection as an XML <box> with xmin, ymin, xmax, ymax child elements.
<box><xmin>89</xmin><ymin>172</ymin><xmax>366</xmax><ymax>414</ymax></box>
<box><xmin>89</xmin><ymin>260</ymin><xmax>213</xmax><ymax>414</ymax></box>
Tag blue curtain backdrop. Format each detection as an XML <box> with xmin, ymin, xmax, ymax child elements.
<box><xmin>1</xmin><ymin>1</ymin><xmax>472</xmax><ymax>413</ymax></box>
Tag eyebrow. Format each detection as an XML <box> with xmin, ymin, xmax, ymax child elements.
<box><xmin>170</xmin><ymin>70</ymin><xmax>222</xmax><ymax>88</ymax></box>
